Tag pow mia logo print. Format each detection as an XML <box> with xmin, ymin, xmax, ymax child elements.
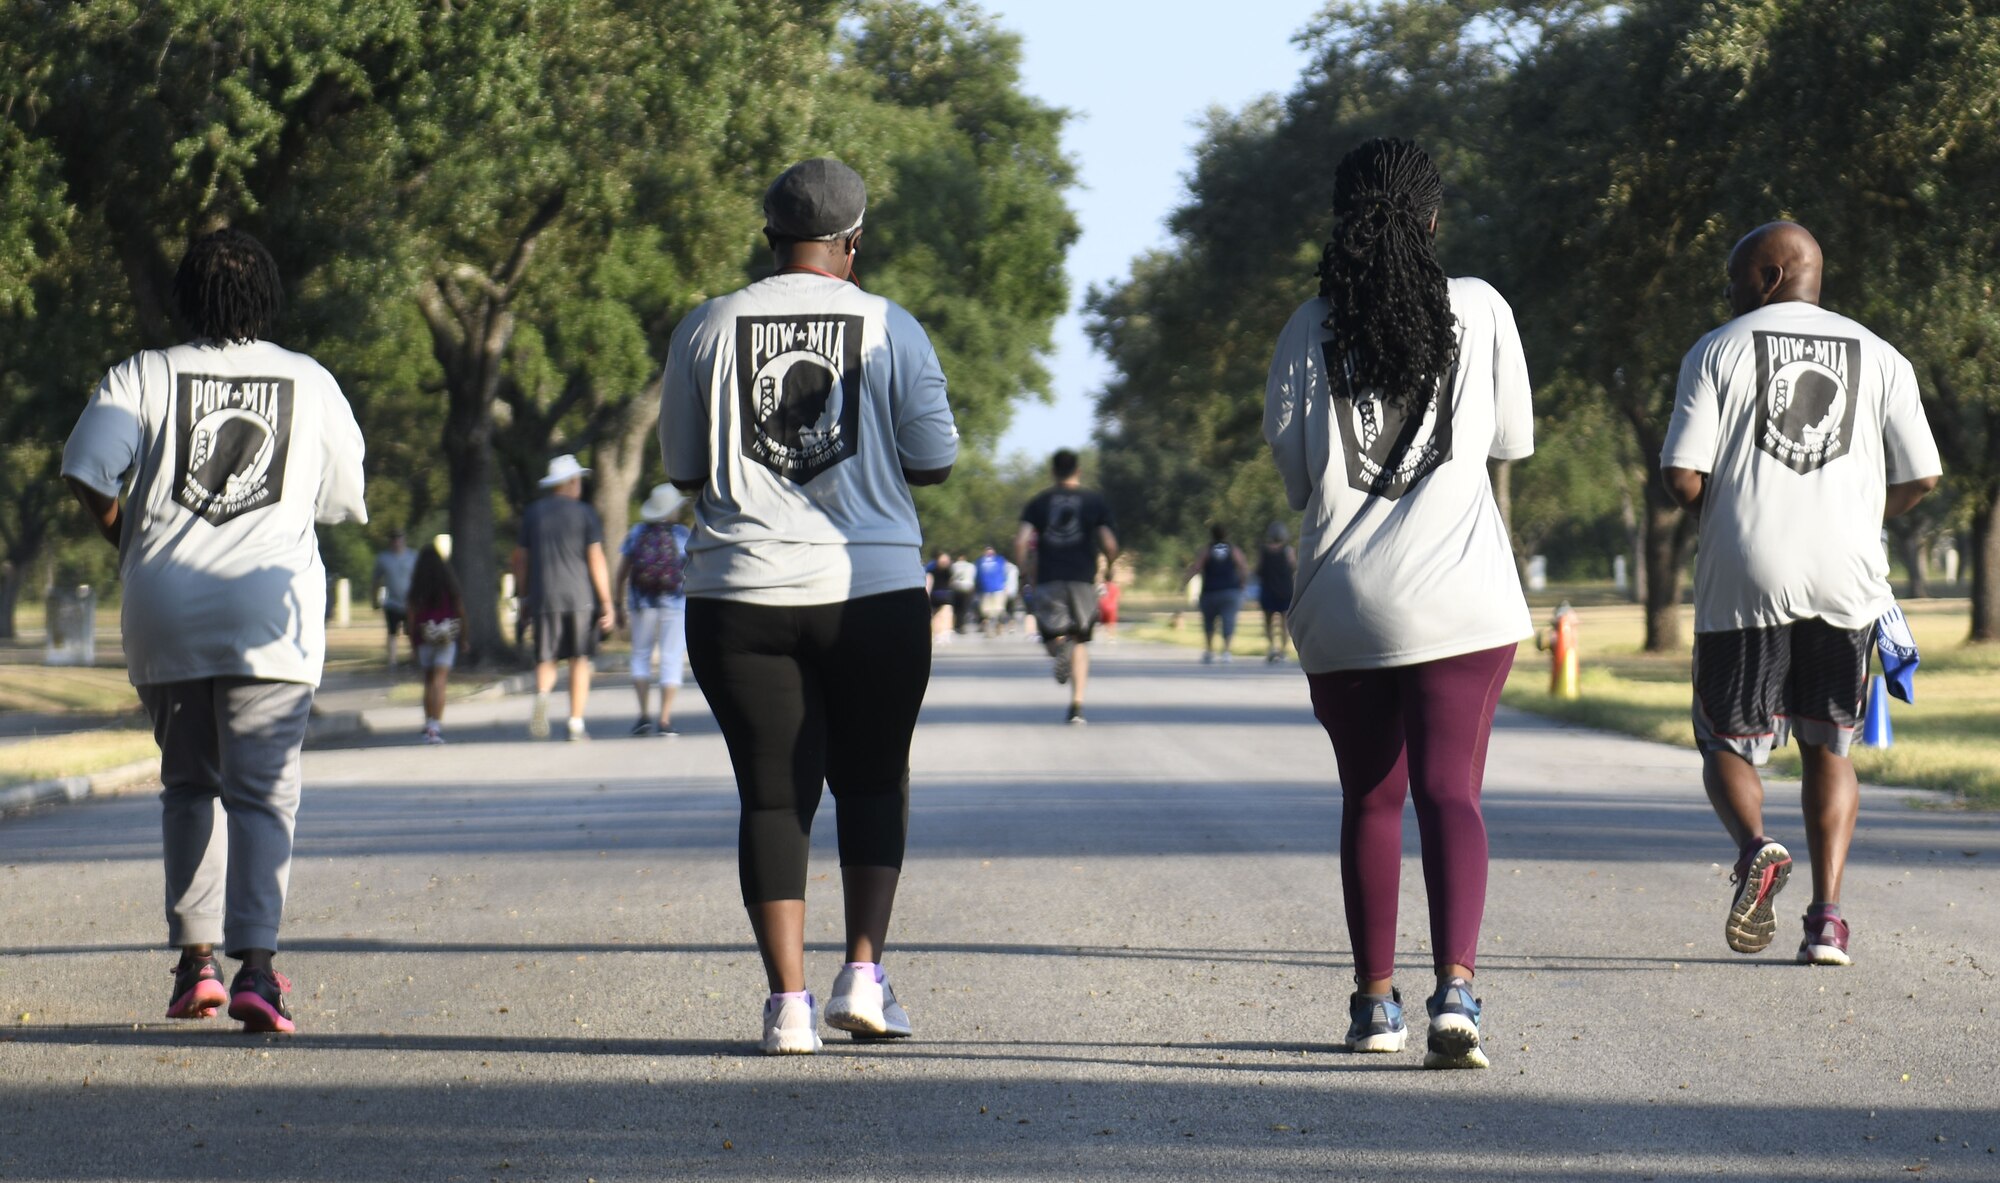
<box><xmin>1754</xmin><ymin>331</ymin><xmax>1859</xmax><ymax>475</ymax></box>
<box><xmin>735</xmin><ymin>314</ymin><xmax>863</xmax><ymax>484</ymax></box>
<box><xmin>1322</xmin><ymin>340</ymin><xmax>1457</xmax><ymax>500</ymax></box>
<box><xmin>173</xmin><ymin>374</ymin><xmax>293</xmax><ymax>525</ymax></box>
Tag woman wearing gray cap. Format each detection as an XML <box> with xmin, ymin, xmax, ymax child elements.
<box><xmin>659</xmin><ymin>157</ymin><xmax>959</xmax><ymax>1054</ymax></box>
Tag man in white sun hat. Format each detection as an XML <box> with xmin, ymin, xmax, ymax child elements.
<box><xmin>512</xmin><ymin>454</ymin><xmax>614</xmax><ymax>740</ymax></box>
<box><xmin>614</xmin><ymin>483</ymin><xmax>692</xmax><ymax>737</ymax></box>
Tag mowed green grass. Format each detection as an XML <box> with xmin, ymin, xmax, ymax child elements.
<box><xmin>1500</xmin><ymin>599</ymin><xmax>1999</xmax><ymax>807</ymax></box>
<box><xmin>0</xmin><ymin>728</ymin><xmax>158</xmax><ymax>790</ymax></box>
<box><xmin>1124</xmin><ymin>588</ymin><xmax>1997</xmax><ymax>807</ymax></box>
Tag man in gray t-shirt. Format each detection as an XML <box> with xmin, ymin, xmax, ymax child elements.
<box><xmin>511</xmin><ymin>454</ymin><xmax>613</xmax><ymax>740</ymax></box>
<box><xmin>1662</xmin><ymin>221</ymin><xmax>1940</xmax><ymax>969</ymax></box>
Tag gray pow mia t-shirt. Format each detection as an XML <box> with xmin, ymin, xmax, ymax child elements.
<box><xmin>1661</xmin><ymin>301</ymin><xmax>1942</xmax><ymax>633</ymax></box>
<box><xmin>518</xmin><ymin>495</ymin><xmax>605</xmax><ymax>614</ymax></box>
<box><xmin>659</xmin><ymin>272</ymin><xmax>959</xmax><ymax>606</ymax></box>
<box><xmin>1264</xmin><ymin>277</ymin><xmax>1535</xmax><ymax>673</ymax></box>
<box><xmin>61</xmin><ymin>339</ymin><xmax>368</xmax><ymax>687</ymax></box>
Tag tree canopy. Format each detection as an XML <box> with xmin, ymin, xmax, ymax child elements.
<box><xmin>0</xmin><ymin>0</ymin><xmax>1077</xmax><ymax>654</ymax></box>
<box><xmin>1088</xmin><ymin>0</ymin><xmax>2000</xmax><ymax>646</ymax></box>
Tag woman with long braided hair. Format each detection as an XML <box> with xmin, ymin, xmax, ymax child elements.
<box><xmin>1264</xmin><ymin>138</ymin><xmax>1534</xmax><ymax>1068</ymax></box>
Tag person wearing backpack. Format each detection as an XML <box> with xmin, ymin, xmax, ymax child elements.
<box><xmin>614</xmin><ymin>484</ymin><xmax>692</xmax><ymax>736</ymax></box>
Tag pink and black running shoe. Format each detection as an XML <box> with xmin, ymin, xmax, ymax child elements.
<box><xmin>227</xmin><ymin>967</ymin><xmax>297</xmax><ymax>1034</ymax></box>
<box><xmin>1725</xmin><ymin>838</ymin><xmax>1792</xmax><ymax>954</ymax></box>
<box><xmin>1797</xmin><ymin>907</ymin><xmax>1852</xmax><ymax>966</ymax></box>
<box><xmin>165</xmin><ymin>955</ymin><xmax>228</xmax><ymax>1020</ymax></box>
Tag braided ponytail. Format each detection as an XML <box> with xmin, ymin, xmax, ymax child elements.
<box><xmin>1315</xmin><ymin>139</ymin><xmax>1456</xmax><ymax>412</ymax></box>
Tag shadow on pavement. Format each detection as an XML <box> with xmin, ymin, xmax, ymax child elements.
<box><xmin>0</xmin><ymin>1075</ymin><xmax>1988</xmax><ymax>1180</ymax></box>
<box><xmin>5</xmin><ymin>773</ymin><xmax>1993</xmax><ymax>866</ymax></box>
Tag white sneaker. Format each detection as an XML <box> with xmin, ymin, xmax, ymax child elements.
<box><xmin>528</xmin><ymin>695</ymin><xmax>550</xmax><ymax>739</ymax></box>
<box><xmin>759</xmin><ymin>993</ymin><xmax>822</xmax><ymax>1055</ymax></box>
<box><xmin>825</xmin><ymin>964</ymin><xmax>913</xmax><ymax>1039</ymax></box>
<box><xmin>566</xmin><ymin>717</ymin><xmax>588</xmax><ymax>742</ymax></box>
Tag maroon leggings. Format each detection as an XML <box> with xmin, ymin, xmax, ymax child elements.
<box><xmin>1307</xmin><ymin>643</ymin><xmax>1514</xmax><ymax>983</ymax></box>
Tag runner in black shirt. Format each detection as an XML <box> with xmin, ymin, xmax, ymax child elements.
<box><xmin>1015</xmin><ymin>449</ymin><xmax>1118</xmax><ymax>724</ymax></box>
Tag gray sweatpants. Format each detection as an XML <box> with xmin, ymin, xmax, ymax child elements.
<box><xmin>138</xmin><ymin>678</ymin><xmax>314</xmax><ymax>954</ymax></box>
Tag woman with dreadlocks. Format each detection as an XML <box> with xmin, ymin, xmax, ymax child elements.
<box><xmin>1264</xmin><ymin>139</ymin><xmax>1533</xmax><ymax>1068</ymax></box>
<box><xmin>62</xmin><ymin>228</ymin><xmax>367</xmax><ymax>1033</ymax></box>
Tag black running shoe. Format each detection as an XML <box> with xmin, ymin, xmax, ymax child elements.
<box><xmin>227</xmin><ymin>967</ymin><xmax>296</xmax><ymax>1034</ymax></box>
<box><xmin>1065</xmin><ymin>704</ymin><xmax>1086</xmax><ymax>726</ymax></box>
<box><xmin>165</xmin><ymin>954</ymin><xmax>227</xmax><ymax>1020</ymax></box>
<box><xmin>630</xmin><ymin>718</ymin><xmax>654</xmax><ymax>737</ymax></box>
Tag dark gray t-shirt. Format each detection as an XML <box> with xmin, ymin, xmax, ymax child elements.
<box><xmin>519</xmin><ymin>495</ymin><xmax>604</xmax><ymax>613</ymax></box>
<box><xmin>1020</xmin><ymin>487</ymin><xmax>1115</xmax><ymax>584</ymax></box>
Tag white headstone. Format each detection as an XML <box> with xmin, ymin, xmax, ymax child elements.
<box><xmin>44</xmin><ymin>586</ymin><xmax>96</xmax><ymax>667</ymax></box>
<box><xmin>1526</xmin><ymin>554</ymin><xmax>1548</xmax><ymax>592</ymax></box>
<box><xmin>333</xmin><ymin>577</ymin><xmax>352</xmax><ymax>626</ymax></box>
<box><xmin>1612</xmin><ymin>554</ymin><xmax>1628</xmax><ymax>592</ymax></box>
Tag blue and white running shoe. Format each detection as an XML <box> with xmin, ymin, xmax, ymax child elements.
<box><xmin>1344</xmin><ymin>988</ymin><xmax>1407</xmax><ymax>1053</ymax></box>
<box><xmin>1424</xmin><ymin>977</ymin><xmax>1488</xmax><ymax>1069</ymax></box>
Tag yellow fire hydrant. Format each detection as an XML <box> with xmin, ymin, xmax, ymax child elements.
<box><xmin>1537</xmin><ymin>601</ymin><xmax>1580</xmax><ymax>700</ymax></box>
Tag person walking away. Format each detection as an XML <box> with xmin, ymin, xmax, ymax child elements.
<box><xmin>615</xmin><ymin>484</ymin><xmax>691</xmax><ymax>737</ymax></box>
<box><xmin>62</xmin><ymin>228</ymin><xmax>367</xmax><ymax>1034</ymax></box>
<box><xmin>405</xmin><ymin>542</ymin><xmax>464</xmax><ymax>744</ymax></box>
<box><xmin>513</xmin><ymin>454</ymin><xmax>614</xmax><ymax>741</ymax></box>
<box><xmin>975</xmin><ymin>545</ymin><xmax>1009</xmax><ymax>635</ymax></box>
<box><xmin>1259</xmin><ymin>522</ymin><xmax>1297</xmax><ymax>662</ymax></box>
<box><xmin>661</xmin><ymin>156</ymin><xmax>958</xmax><ymax>1054</ymax></box>
<box><xmin>1016</xmin><ymin>449</ymin><xmax>1118</xmax><ymax>725</ymax></box>
<box><xmin>1265</xmin><ymin>139</ymin><xmax>1534</xmax><ymax>1068</ymax></box>
<box><xmin>1003</xmin><ymin>557</ymin><xmax>1024</xmax><ymax>634</ymax></box>
<box><xmin>1187</xmin><ymin>524</ymin><xmax>1249</xmax><ymax>663</ymax></box>
<box><xmin>1095</xmin><ymin>567</ymin><xmax>1121</xmax><ymax>639</ymax></box>
<box><xmin>1660</xmin><ymin>221</ymin><xmax>1939</xmax><ymax>967</ymax></box>
<box><xmin>948</xmin><ymin>552</ymin><xmax>977</xmax><ymax>633</ymax></box>
<box><xmin>372</xmin><ymin>529</ymin><xmax>417</xmax><ymax>672</ymax></box>
<box><xmin>926</xmin><ymin>550</ymin><xmax>955</xmax><ymax>644</ymax></box>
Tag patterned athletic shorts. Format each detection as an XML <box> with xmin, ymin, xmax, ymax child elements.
<box><xmin>1692</xmin><ymin>618</ymin><xmax>1875</xmax><ymax>764</ymax></box>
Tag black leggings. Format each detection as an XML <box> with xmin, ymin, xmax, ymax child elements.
<box><xmin>686</xmin><ymin>588</ymin><xmax>932</xmax><ymax>904</ymax></box>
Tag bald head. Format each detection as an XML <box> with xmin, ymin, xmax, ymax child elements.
<box><xmin>1726</xmin><ymin>221</ymin><xmax>1823</xmax><ymax>317</ymax></box>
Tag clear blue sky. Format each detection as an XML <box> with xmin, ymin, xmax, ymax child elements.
<box><xmin>985</xmin><ymin>1</ymin><xmax>1316</xmax><ymax>459</ymax></box>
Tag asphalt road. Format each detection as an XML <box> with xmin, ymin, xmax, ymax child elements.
<box><xmin>2</xmin><ymin>637</ymin><xmax>1996</xmax><ymax>1182</ymax></box>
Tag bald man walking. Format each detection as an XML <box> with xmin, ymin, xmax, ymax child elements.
<box><xmin>1661</xmin><ymin>222</ymin><xmax>1940</xmax><ymax>968</ymax></box>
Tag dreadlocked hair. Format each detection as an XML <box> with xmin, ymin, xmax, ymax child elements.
<box><xmin>172</xmin><ymin>228</ymin><xmax>283</xmax><ymax>345</ymax></box>
<box><xmin>1315</xmin><ymin>138</ymin><xmax>1455</xmax><ymax>412</ymax></box>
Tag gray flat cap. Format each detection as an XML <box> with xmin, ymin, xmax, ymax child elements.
<box><xmin>763</xmin><ymin>157</ymin><xmax>867</xmax><ymax>241</ymax></box>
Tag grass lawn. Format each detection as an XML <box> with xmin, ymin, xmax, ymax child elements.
<box><xmin>1124</xmin><ymin>591</ymin><xmax>1998</xmax><ymax>808</ymax></box>
<box><xmin>0</xmin><ymin>728</ymin><xmax>158</xmax><ymax>790</ymax></box>
<box><xmin>1499</xmin><ymin>598</ymin><xmax>1999</xmax><ymax>807</ymax></box>
<box><xmin>0</xmin><ymin>665</ymin><xmax>142</xmax><ymax>715</ymax></box>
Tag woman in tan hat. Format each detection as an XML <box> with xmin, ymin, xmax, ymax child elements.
<box><xmin>613</xmin><ymin>484</ymin><xmax>691</xmax><ymax>736</ymax></box>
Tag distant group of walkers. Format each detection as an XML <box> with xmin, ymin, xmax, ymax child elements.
<box><xmin>61</xmin><ymin>142</ymin><xmax>1938</xmax><ymax>1067</ymax></box>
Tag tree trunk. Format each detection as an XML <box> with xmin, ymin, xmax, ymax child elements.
<box><xmin>1893</xmin><ymin>525</ymin><xmax>1931</xmax><ymax>599</ymax></box>
<box><xmin>1621</xmin><ymin>480</ymin><xmax>1644</xmax><ymax>604</ymax></box>
<box><xmin>1640</xmin><ymin>477</ymin><xmax>1689</xmax><ymax>652</ymax></box>
<box><xmin>1971</xmin><ymin>484</ymin><xmax>2000</xmax><ymax>643</ymax></box>
<box><xmin>1488</xmin><ymin>458</ymin><xmax>1522</xmax><ymax>581</ymax></box>
<box><xmin>588</xmin><ymin>395</ymin><xmax>660</xmax><ymax>557</ymax></box>
<box><xmin>0</xmin><ymin>563</ymin><xmax>23</xmax><ymax>641</ymax></box>
<box><xmin>444</xmin><ymin>423</ymin><xmax>508</xmax><ymax>664</ymax></box>
<box><xmin>425</xmin><ymin>287</ymin><xmax>519</xmax><ymax>667</ymax></box>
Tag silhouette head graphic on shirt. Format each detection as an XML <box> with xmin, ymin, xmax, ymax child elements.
<box><xmin>758</xmin><ymin>361</ymin><xmax>835</xmax><ymax>450</ymax></box>
<box><xmin>1774</xmin><ymin>368</ymin><xmax>1840</xmax><ymax>440</ymax></box>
